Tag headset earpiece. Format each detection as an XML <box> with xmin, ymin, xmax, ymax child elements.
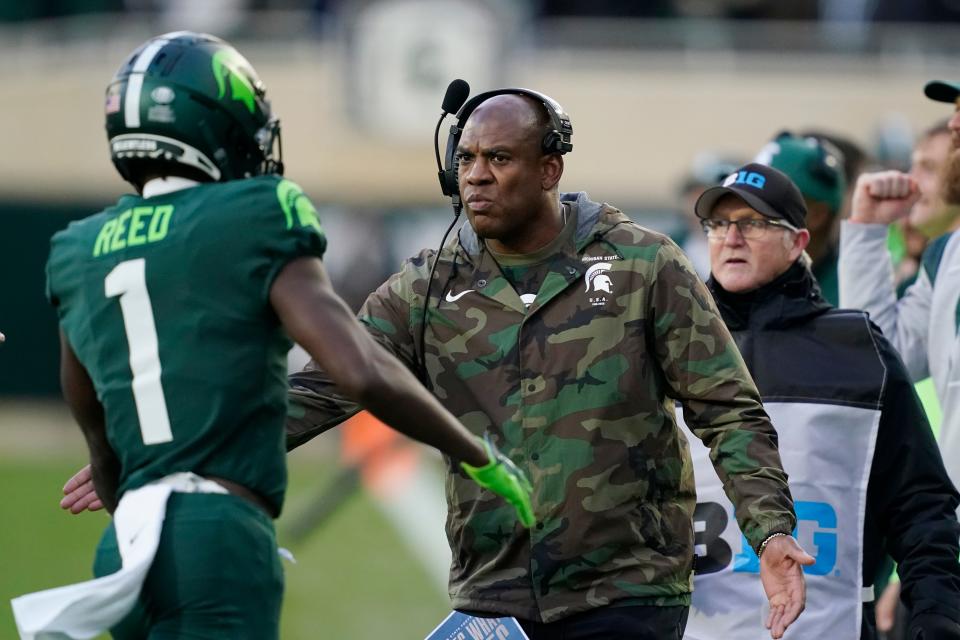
<box><xmin>542</xmin><ymin>131</ymin><xmax>559</xmax><ymax>154</ymax></box>
<box><xmin>542</xmin><ymin>129</ymin><xmax>573</xmax><ymax>155</ymax></box>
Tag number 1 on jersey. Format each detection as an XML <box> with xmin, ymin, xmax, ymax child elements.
<box><xmin>105</xmin><ymin>258</ymin><xmax>173</xmax><ymax>445</ymax></box>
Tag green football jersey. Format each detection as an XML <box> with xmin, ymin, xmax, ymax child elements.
<box><xmin>46</xmin><ymin>175</ymin><xmax>326</xmax><ymax>514</ymax></box>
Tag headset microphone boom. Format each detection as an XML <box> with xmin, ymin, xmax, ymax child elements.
<box><xmin>421</xmin><ymin>79</ymin><xmax>472</xmax><ymax>379</ymax></box>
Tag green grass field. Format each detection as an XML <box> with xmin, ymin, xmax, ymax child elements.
<box><xmin>0</xmin><ymin>403</ymin><xmax>450</xmax><ymax>640</ymax></box>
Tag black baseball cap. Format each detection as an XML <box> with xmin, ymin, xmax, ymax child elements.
<box><xmin>924</xmin><ymin>80</ymin><xmax>960</xmax><ymax>104</ymax></box>
<box><xmin>694</xmin><ymin>162</ymin><xmax>808</xmax><ymax>229</ymax></box>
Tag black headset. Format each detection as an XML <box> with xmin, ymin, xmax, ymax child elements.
<box><xmin>419</xmin><ymin>83</ymin><xmax>574</xmax><ymax>382</ymax></box>
<box><xmin>438</xmin><ymin>87</ymin><xmax>574</xmax><ymax>209</ymax></box>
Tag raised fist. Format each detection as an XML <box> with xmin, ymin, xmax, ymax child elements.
<box><xmin>849</xmin><ymin>171</ymin><xmax>920</xmax><ymax>225</ymax></box>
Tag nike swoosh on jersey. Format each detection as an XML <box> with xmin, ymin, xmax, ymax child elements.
<box><xmin>445</xmin><ymin>289</ymin><xmax>475</xmax><ymax>303</ymax></box>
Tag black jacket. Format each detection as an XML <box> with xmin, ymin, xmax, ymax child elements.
<box><xmin>708</xmin><ymin>261</ymin><xmax>960</xmax><ymax>635</ymax></box>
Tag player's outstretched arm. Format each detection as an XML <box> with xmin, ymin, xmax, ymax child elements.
<box><xmin>270</xmin><ymin>257</ymin><xmax>534</xmax><ymax>527</ymax></box>
<box><xmin>759</xmin><ymin>534</ymin><xmax>815</xmax><ymax>639</ymax></box>
<box><xmin>60</xmin><ymin>428</ymin><xmax>533</xmax><ymax>525</ymax></box>
<box><xmin>59</xmin><ymin>331</ymin><xmax>120</xmax><ymax>514</ymax></box>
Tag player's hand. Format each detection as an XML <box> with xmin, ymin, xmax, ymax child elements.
<box><xmin>759</xmin><ymin>534</ymin><xmax>815</xmax><ymax>639</ymax></box>
<box><xmin>849</xmin><ymin>171</ymin><xmax>920</xmax><ymax>225</ymax></box>
<box><xmin>461</xmin><ymin>435</ymin><xmax>535</xmax><ymax>528</ymax></box>
<box><xmin>61</xmin><ymin>464</ymin><xmax>104</xmax><ymax>514</ymax></box>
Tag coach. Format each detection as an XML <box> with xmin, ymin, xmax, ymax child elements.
<box><xmin>63</xmin><ymin>87</ymin><xmax>816</xmax><ymax>640</ymax></box>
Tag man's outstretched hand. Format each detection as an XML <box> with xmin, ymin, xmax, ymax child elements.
<box><xmin>461</xmin><ymin>436</ymin><xmax>535</xmax><ymax>528</ymax></box>
<box><xmin>60</xmin><ymin>464</ymin><xmax>104</xmax><ymax>514</ymax></box>
<box><xmin>760</xmin><ymin>534</ymin><xmax>815</xmax><ymax>639</ymax></box>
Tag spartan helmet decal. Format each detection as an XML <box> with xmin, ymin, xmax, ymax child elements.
<box><xmin>585</xmin><ymin>262</ymin><xmax>613</xmax><ymax>293</ymax></box>
<box><xmin>593</xmin><ymin>274</ymin><xmax>613</xmax><ymax>294</ymax></box>
<box><xmin>212</xmin><ymin>48</ymin><xmax>258</xmax><ymax>114</ymax></box>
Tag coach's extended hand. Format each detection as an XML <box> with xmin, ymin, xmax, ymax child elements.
<box><xmin>760</xmin><ymin>534</ymin><xmax>816</xmax><ymax>639</ymax></box>
<box><xmin>461</xmin><ymin>435</ymin><xmax>535</xmax><ymax>528</ymax></box>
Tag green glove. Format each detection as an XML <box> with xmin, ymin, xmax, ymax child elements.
<box><xmin>461</xmin><ymin>435</ymin><xmax>535</xmax><ymax>528</ymax></box>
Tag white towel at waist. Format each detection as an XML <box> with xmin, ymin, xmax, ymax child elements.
<box><xmin>11</xmin><ymin>472</ymin><xmax>228</xmax><ymax>640</ymax></box>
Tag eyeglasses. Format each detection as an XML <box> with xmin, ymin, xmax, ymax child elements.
<box><xmin>701</xmin><ymin>218</ymin><xmax>800</xmax><ymax>240</ymax></box>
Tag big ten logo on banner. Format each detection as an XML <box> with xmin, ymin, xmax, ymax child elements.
<box><xmin>343</xmin><ymin>0</ymin><xmax>527</xmax><ymax>141</ymax></box>
<box><xmin>424</xmin><ymin>612</ymin><xmax>529</xmax><ymax>640</ymax></box>
<box><xmin>693</xmin><ymin>500</ymin><xmax>838</xmax><ymax>576</ymax></box>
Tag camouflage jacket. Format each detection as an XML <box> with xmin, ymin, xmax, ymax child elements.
<box><xmin>287</xmin><ymin>191</ymin><xmax>796</xmax><ymax>622</ymax></box>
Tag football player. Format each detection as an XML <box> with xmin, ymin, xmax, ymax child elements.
<box><xmin>13</xmin><ymin>32</ymin><xmax>533</xmax><ymax>640</ymax></box>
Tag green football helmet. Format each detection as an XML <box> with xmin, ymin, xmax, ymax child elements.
<box><xmin>105</xmin><ymin>31</ymin><xmax>282</xmax><ymax>188</ymax></box>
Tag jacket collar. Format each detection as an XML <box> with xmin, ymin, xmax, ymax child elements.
<box><xmin>707</xmin><ymin>260</ymin><xmax>833</xmax><ymax>331</ymax></box>
<box><xmin>439</xmin><ymin>191</ymin><xmax>629</xmax><ymax>315</ymax></box>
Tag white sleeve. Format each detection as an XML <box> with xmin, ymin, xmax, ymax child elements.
<box><xmin>839</xmin><ymin>220</ymin><xmax>931</xmax><ymax>381</ymax></box>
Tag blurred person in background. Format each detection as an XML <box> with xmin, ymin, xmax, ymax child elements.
<box><xmin>675</xmin><ymin>152</ymin><xmax>744</xmax><ymax>279</ymax></box>
<box><xmin>284</xmin><ymin>90</ymin><xmax>813</xmax><ymax>639</ymax></box>
<box><xmin>907</xmin><ymin>120</ymin><xmax>959</xmax><ymax>240</ymax></box>
<box><xmin>840</xmin><ymin>79</ymin><xmax>960</xmax><ymax>514</ymax></box>
<box><xmin>29</xmin><ymin>31</ymin><xmax>534</xmax><ymax>640</ymax></box>
<box><xmin>847</xmin><ymin>119</ymin><xmax>956</xmax><ymax>640</ymax></box>
<box><xmin>755</xmin><ymin>131</ymin><xmax>847</xmax><ymax>304</ymax></box>
<box><xmin>883</xmin><ymin>121</ymin><xmax>955</xmax><ymax>297</ymax></box>
<box><xmin>841</xmin><ymin>83</ymin><xmax>960</xmax><ymax>640</ymax></box>
<box><xmin>800</xmin><ymin>129</ymin><xmax>871</xmax><ymax>218</ymax></box>
<box><xmin>687</xmin><ymin>162</ymin><xmax>960</xmax><ymax>640</ymax></box>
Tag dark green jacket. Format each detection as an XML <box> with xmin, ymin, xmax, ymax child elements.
<box><xmin>287</xmin><ymin>192</ymin><xmax>796</xmax><ymax>622</ymax></box>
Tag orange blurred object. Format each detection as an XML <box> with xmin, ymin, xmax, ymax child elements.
<box><xmin>340</xmin><ymin>411</ymin><xmax>420</xmax><ymax>498</ymax></box>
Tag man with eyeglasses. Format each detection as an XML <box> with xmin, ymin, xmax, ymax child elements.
<box><xmin>681</xmin><ymin>162</ymin><xmax>960</xmax><ymax>640</ymax></box>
